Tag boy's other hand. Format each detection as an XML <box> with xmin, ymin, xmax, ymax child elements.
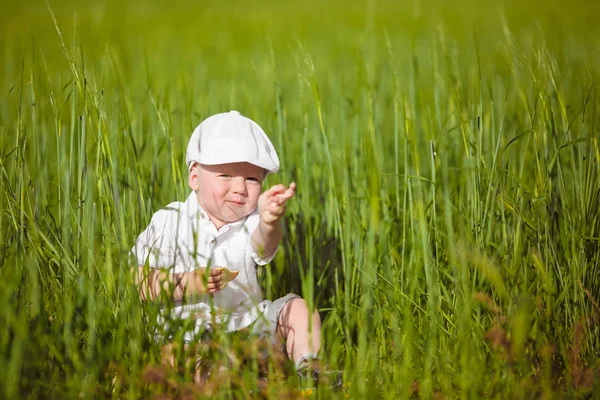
<box><xmin>258</xmin><ymin>182</ymin><xmax>296</xmax><ymax>224</ymax></box>
<box><xmin>188</xmin><ymin>267</ymin><xmax>225</xmax><ymax>294</ymax></box>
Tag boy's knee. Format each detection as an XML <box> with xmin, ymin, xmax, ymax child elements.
<box><xmin>285</xmin><ymin>298</ymin><xmax>320</xmax><ymax>320</ymax></box>
<box><xmin>277</xmin><ymin>298</ymin><xmax>322</xmax><ymax>339</ymax></box>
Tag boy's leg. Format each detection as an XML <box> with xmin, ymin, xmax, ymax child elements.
<box><xmin>273</xmin><ymin>297</ymin><xmax>342</xmax><ymax>388</ymax></box>
<box><xmin>276</xmin><ymin>298</ymin><xmax>321</xmax><ymax>364</ymax></box>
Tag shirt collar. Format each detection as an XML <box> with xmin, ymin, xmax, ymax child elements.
<box><xmin>185</xmin><ymin>191</ymin><xmax>208</xmax><ymax>220</ymax></box>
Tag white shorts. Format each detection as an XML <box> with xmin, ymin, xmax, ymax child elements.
<box><xmin>155</xmin><ymin>293</ymin><xmax>301</xmax><ymax>345</ymax></box>
<box><xmin>251</xmin><ymin>293</ymin><xmax>300</xmax><ymax>344</ymax></box>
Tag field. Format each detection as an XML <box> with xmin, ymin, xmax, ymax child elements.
<box><xmin>1</xmin><ymin>0</ymin><xmax>600</xmax><ymax>398</ymax></box>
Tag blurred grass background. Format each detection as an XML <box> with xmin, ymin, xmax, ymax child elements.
<box><xmin>1</xmin><ymin>0</ymin><xmax>599</xmax><ymax>398</ymax></box>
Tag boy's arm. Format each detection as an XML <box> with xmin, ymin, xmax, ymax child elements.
<box><xmin>135</xmin><ymin>267</ymin><xmax>224</xmax><ymax>302</ymax></box>
<box><xmin>132</xmin><ymin>209</ymin><xmax>224</xmax><ymax>302</ymax></box>
<box><xmin>251</xmin><ymin>182</ymin><xmax>296</xmax><ymax>257</ymax></box>
<box><xmin>252</xmin><ymin>220</ymin><xmax>283</xmax><ymax>258</ymax></box>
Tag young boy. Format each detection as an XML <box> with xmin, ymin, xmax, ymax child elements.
<box><xmin>132</xmin><ymin>110</ymin><xmax>321</xmax><ymax>380</ymax></box>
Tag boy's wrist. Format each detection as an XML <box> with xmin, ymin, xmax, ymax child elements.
<box><xmin>172</xmin><ymin>270</ymin><xmax>208</xmax><ymax>299</ymax></box>
<box><xmin>259</xmin><ymin>218</ymin><xmax>281</xmax><ymax>231</ymax></box>
<box><xmin>258</xmin><ymin>219</ymin><xmax>283</xmax><ymax>243</ymax></box>
<box><xmin>253</xmin><ymin>219</ymin><xmax>282</xmax><ymax>257</ymax></box>
<box><xmin>261</xmin><ymin>218</ymin><xmax>279</xmax><ymax>227</ymax></box>
<box><xmin>187</xmin><ymin>269</ymin><xmax>210</xmax><ymax>296</ymax></box>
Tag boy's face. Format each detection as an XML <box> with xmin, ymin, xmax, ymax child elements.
<box><xmin>189</xmin><ymin>162</ymin><xmax>265</xmax><ymax>229</ymax></box>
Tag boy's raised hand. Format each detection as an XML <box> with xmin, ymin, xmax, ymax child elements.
<box><xmin>258</xmin><ymin>182</ymin><xmax>296</xmax><ymax>224</ymax></box>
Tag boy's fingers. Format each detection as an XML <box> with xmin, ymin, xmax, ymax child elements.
<box><xmin>209</xmin><ymin>269</ymin><xmax>222</xmax><ymax>281</ymax></box>
<box><xmin>207</xmin><ymin>281</ymin><xmax>224</xmax><ymax>290</ymax></box>
<box><xmin>278</xmin><ymin>187</ymin><xmax>295</xmax><ymax>202</ymax></box>
<box><xmin>208</xmin><ymin>276</ymin><xmax>222</xmax><ymax>285</ymax></box>
<box><xmin>285</xmin><ymin>182</ymin><xmax>297</xmax><ymax>197</ymax></box>
<box><xmin>267</xmin><ymin>204</ymin><xmax>286</xmax><ymax>216</ymax></box>
<box><xmin>266</xmin><ymin>183</ymin><xmax>296</xmax><ymax>198</ymax></box>
<box><xmin>271</xmin><ymin>189</ymin><xmax>294</xmax><ymax>203</ymax></box>
<box><xmin>266</xmin><ymin>202</ymin><xmax>285</xmax><ymax>214</ymax></box>
<box><xmin>207</xmin><ymin>282</ymin><xmax>227</xmax><ymax>293</ymax></box>
<box><xmin>272</xmin><ymin>196</ymin><xmax>285</xmax><ymax>206</ymax></box>
<box><xmin>271</xmin><ymin>195</ymin><xmax>291</xmax><ymax>207</ymax></box>
<box><xmin>265</xmin><ymin>184</ymin><xmax>287</xmax><ymax>196</ymax></box>
<box><xmin>282</xmin><ymin>189</ymin><xmax>295</xmax><ymax>200</ymax></box>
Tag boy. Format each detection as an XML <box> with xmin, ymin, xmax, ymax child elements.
<box><xmin>132</xmin><ymin>110</ymin><xmax>321</xmax><ymax>381</ymax></box>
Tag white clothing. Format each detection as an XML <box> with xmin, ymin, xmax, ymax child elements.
<box><xmin>131</xmin><ymin>191</ymin><xmax>278</xmax><ymax>339</ymax></box>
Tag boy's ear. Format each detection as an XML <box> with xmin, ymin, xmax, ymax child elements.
<box><xmin>188</xmin><ymin>163</ymin><xmax>200</xmax><ymax>190</ymax></box>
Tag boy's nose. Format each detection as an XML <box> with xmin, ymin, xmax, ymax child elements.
<box><xmin>231</xmin><ymin>177</ymin><xmax>247</xmax><ymax>195</ymax></box>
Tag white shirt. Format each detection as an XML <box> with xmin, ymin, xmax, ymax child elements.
<box><xmin>131</xmin><ymin>191</ymin><xmax>276</xmax><ymax>336</ymax></box>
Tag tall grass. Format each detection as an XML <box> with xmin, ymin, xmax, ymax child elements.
<box><xmin>1</xmin><ymin>0</ymin><xmax>599</xmax><ymax>398</ymax></box>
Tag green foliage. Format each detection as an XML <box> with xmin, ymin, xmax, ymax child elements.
<box><xmin>1</xmin><ymin>0</ymin><xmax>599</xmax><ymax>398</ymax></box>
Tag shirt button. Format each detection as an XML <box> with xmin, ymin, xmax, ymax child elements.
<box><xmin>199</xmin><ymin>213</ymin><xmax>205</xmax><ymax>219</ymax></box>
<box><xmin>211</xmin><ymin>238</ymin><xmax>216</xmax><ymax>244</ymax></box>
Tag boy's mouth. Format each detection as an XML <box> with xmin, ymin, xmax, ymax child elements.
<box><xmin>228</xmin><ymin>199</ymin><xmax>246</xmax><ymax>206</ymax></box>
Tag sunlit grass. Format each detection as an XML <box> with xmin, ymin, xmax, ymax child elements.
<box><xmin>1</xmin><ymin>0</ymin><xmax>599</xmax><ymax>398</ymax></box>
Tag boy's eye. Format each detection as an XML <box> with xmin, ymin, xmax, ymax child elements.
<box><xmin>246</xmin><ymin>177</ymin><xmax>260</xmax><ymax>183</ymax></box>
<box><xmin>219</xmin><ymin>174</ymin><xmax>231</xmax><ymax>178</ymax></box>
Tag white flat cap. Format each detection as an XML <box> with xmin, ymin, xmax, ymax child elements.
<box><xmin>185</xmin><ymin>110</ymin><xmax>280</xmax><ymax>174</ymax></box>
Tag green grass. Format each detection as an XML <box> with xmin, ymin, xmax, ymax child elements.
<box><xmin>1</xmin><ymin>0</ymin><xmax>599</xmax><ymax>398</ymax></box>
